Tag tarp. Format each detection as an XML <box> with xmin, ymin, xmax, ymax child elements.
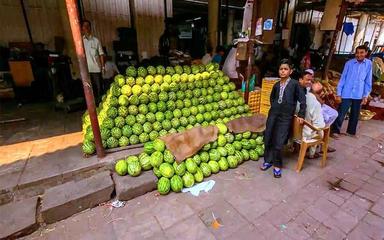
<box><xmin>160</xmin><ymin>114</ymin><xmax>267</xmax><ymax>163</ymax></box>
<box><xmin>160</xmin><ymin>125</ymin><xmax>218</xmax><ymax>163</ymax></box>
<box><xmin>226</xmin><ymin>113</ymin><xmax>266</xmax><ymax>133</ymax></box>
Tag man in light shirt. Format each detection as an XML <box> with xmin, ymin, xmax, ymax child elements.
<box><xmin>332</xmin><ymin>45</ymin><xmax>372</xmax><ymax>138</ymax></box>
<box><xmin>296</xmin><ymin>70</ymin><xmax>326</xmax><ymax>158</ymax></box>
<box><xmin>82</xmin><ymin>20</ymin><xmax>105</xmax><ymax>104</ymax></box>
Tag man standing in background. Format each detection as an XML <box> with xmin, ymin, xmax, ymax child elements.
<box><xmin>331</xmin><ymin>45</ymin><xmax>372</xmax><ymax>138</ymax></box>
<box><xmin>82</xmin><ymin>19</ymin><xmax>105</xmax><ymax>104</ymax></box>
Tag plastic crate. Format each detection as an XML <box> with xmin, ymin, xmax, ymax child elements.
<box><xmin>240</xmin><ymin>90</ymin><xmax>261</xmax><ymax>113</ymax></box>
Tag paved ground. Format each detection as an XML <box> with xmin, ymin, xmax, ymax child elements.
<box><xmin>20</xmin><ymin>119</ymin><xmax>384</xmax><ymax>240</ymax></box>
<box><xmin>0</xmin><ymin>102</ymin><xmax>82</xmax><ymax>166</ymax></box>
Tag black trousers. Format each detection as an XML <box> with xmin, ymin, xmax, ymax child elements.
<box><xmin>264</xmin><ymin>110</ymin><xmax>293</xmax><ymax>168</ymax></box>
<box><xmin>331</xmin><ymin>98</ymin><xmax>362</xmax><ymax>135</ymax></box>
<box><xmin>90</xmin><ymin>72</ymin><xmax>102</xmax><ymax>105</ymax></box>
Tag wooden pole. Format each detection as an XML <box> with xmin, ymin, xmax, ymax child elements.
<box><xmin>244</xmin><ymin>0</ymin><xmax>258</xmax><ymax>104</ymax></box>
<box><xmin>323</xmin><ymin>0</ymin><xmax>348</xmax><ymax>80</ymax></box>
<box><xmin>65</xmin><ymin>0</ymin><xmax>105</xmax><ymax>158</ymax></box>
<box><xmin>20</xmin><ymin>0</ymin><xmax>33</xmax><ymax>44</ymax></box>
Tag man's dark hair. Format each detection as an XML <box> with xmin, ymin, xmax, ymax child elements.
<box><xmin>206</xmin><ymin>45</ymin><xmax>213</xmax><ymax>53</ymax></box>
<box><xmin>356</xmin><ymin>45</ymin><xmax>368</xmax><ymax>52</ymax></box>
<box><xmin>299</xmin><ymin>70</ymin><xmax>312</xmax><ymax>79</ymax></box>
<box><xmin>81</xmin><ymin>19</ymin><xmax>91</xmax><ymax>28</ymax></box>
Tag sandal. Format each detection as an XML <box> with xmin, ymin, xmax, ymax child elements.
<box><xmin>273</xmin><ymin>168</ymin><xmax>282</xmax><ymax>178</ymax></box>
<box><xmin>320</xmin><ymin>147</ymin><xmax>336</xmax><ymax>154</ymax></box>
<box><xmin>260</xmin><ymin>162</ymin><xmax>273</xmax><ymax>171</ymax></box>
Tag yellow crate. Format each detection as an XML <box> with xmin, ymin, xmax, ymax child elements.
<box><xmin>242</xmin><ymin>90</ymin><xmax>261</xmax><ymax>113</ymax></box>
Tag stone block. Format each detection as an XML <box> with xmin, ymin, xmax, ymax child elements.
<box><xmin>41</xmin><ymin>171</ymin><xmax>114</xmax><ymax>224</ymax></box>
<box><xmin>112</xmin><ymin>171</ymin><xmax>157</xmax><ymax>201</ymax></box>
<box><xmin>0</xmin><ymin>197</ymin><xmax>38</xmax><ymax>239</ymax></box>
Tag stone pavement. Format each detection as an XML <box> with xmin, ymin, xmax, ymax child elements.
<box><xmin>0</xmin><ymin>102</ymin><xmax>83</xmax><ymax>165</ymax></box>
<box><xmin>21</xmin><ymin>119</ymin><xmax>384</xmax><ymax>240</ymax></box>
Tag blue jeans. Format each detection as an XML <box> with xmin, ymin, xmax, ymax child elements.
<box><xmin>331</xmin><ymin>98</ymin><xmax>362</xmax><ymax>135</ymax></box>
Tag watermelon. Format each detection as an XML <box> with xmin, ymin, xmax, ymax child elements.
<box><xmin>152</xmin><ymin>122</ymin><xmax>162</xmax><ymax>132</ymax></box>
<box><xmin>208</xmin><ymin>161</ymin><xmax>220</xmax><ymax>173</ymax></box>
<box><xmin>241</xmin><ymin>149</ymin><xmax>250</xmax><ymax>161</ymax></box>
<box><xmin>227</xmin><ymin>155</ymin><xmax>238</xmax><ymax>168</ymax></box>
<box><xmin>144</xmin><ymin>142</ymin><xmax>155</xmax><ymax>154</ymax></box>
<box><xmin>115</xmin><ymin>159</ymin><xmax>128</xmax><ymax>176</ymax></box>
<box><xmin>209</xmin><ymin>149</ymin><xmax>220</xmax><ymax>161</ymax></box>
<box><xmin>170</xmin><ymin>175</ymin><xmax>183</xmax><ymax>192</ymax></box>
<box><xmin>159</xmin><ymin>162</ymin><xmax>175</xmax><ymax>178</ymax></box>
<box><xmin>82</xmin><ymin>140</ymin><xmax>96</xmax><ymax>155</ymax></box>
<box><xmin>143</xmin><ymin>122</ymin><xmax>153</xmax><ymax>133</ymax></box>
<box><xmin>100</xmin><ymin>128</ymin><xmax>111</xmax><ymax>140</ymax></box>
<box><xmin>192</xmin><ymin>155</ymin><xmax>201</xmax><ymax>165</ymax></box>
<box><xmin>218</xmin><ymin>157</ymin><xmax>229</xmax><ymax>171</ymax></box>
<box><xmin>217</xmin><ymin>147</ymin><xmax>228</xmax><ymax>157</ymax></box>
<box><xmin>256</xmin><ymin>136</ymin><xmax>264</xmax><ymax>145</ymax></box>
<box><xmin>139</xmin><ymin>155</ymin><xmax>152</xmax><ymax>171</ymax></box>
<box><xmin>118</xmin><ymin>106</ymin><xmax>128</xmax><ymax>117</ymax></box>
<box><xmin>233</xmin><ymin>141</ymin><xmax>242</xmax><ymax>151</ymax></box>
<box><xmin>119</xmin><ymin>136</ymin><xmax>129</xmax><ymax>147</ymax></box>
<box><xmin>149</xmin><ymin>131</ymin><xmax>159</xmax><ymax>141</ymax></box>
<box><xmin>199</xmin><ymin>151</ymin><xmax>210</xmax><ymax>163</ymax></box>
<box><xmin>150</xmin><ymin>151</ymin><xmax>163</xmax><ymax>168</ymax></box>
<box><xmin>164</xmin><ymin>150</ymin><xmax>175</xmax><ymax>164</ymax></box>
<box><xmin>106</xmin><ymin>137</ymin><xmax>119</xmax><ymax>148</ymax></box>
<box><xmin>249</xmin><ymin>149</ymin><xmax>259</xmax><ymax>161</ymax></box>
<box><xmin>111</xmin><ymin>127</ymin><xmax>122</xmax><ymax>139</ymax></box>
<box><xmin>241</xmin><ymin>139</ymin><xmax>251</xmax><ymax>150</ymax></box>
<box><xmin>125</xmin><ymin>115</ymin><xmax>136</xmax><ymax>125</ymax></box>
<box><xmin>126</xmin><ymin>155</ymin><xmax>139</xmax><ymax>164</ymax></box>
<box><xmin>256</xmin><ymin>146</ymin><xmax>264</xmax><ymax>156</ymax></box>
<box><xmin>126</xmin><ymin>66</ymin><xmax>137</xmax><ymax>77</ymax></box>
<box><xmin>159</xmin><ymin>129</ymin><xmax>168</xmax><ymax>137</ymax></box>
<box><xmin>153</xmin><ymin>167</ymin><xmax>162</xmax><ymax>178</ymax></box>
<box><xmin>139</xmin><ymin>133</ymin><xmax>149</xmax><ymax>143</ymax></box>
<box><xmin>153</xmin><ymin>139</ymin><xmax>166</xmax><ymax>152</ymax></box>
<box><xmin>185</xmin><ymin>158</ymin><xmax>198</xmax><ymax>174</ymax></box>
<box><xmin>194</xmin><ymin>168</ymin><xmax>204</xmax><ymax>183</ymax></box>
<box><xmin>217</xmin><ymin>135</ymin><xmax>227</xmax><ymax>147</ymax></box>
<box><xmin>132</xmin><ymin>123</ymin><xmax>143</xmax><ymax>136</ymax></box>
<box><xmin>173</xmin><ymin>162</ymin><xmax>186</xmax><ymax>176</ymax></box>
<box><xmin>129</xmin><ymin>135</ymin><xmax>140</xmax><ymax>145</ymax></box>
<box><xmin>235</xmin><ymin>150</ymin><xmax>244</xmax><ymax>164</ymax></box>
<box><xmin>200</xmin><ymin>162</ymin><xmax>211</xmax><ymax>177</ymax></box>
<box><xmin>155</xmin><ymin>112</ymin><xmax>165</xmax><ymax>122</ymax></box>
<box><xmin>157</xmin><ymin>177</ymin><xmax>171</xmax><ymax>195</ymax></box>
<box><xmin>182</xmin><ymin>172</ymin><xmax>195</xmax><ymax>188</ymax></box>
<box><xmin>127</xmin><ymin>161</ymin><xmax>141</xmax><ymax>177</ymax></box>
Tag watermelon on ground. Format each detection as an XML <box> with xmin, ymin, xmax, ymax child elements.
<box><xmin>157</xmin><ymin>177</ymin><xmax>171</xmax><ymax>195</ymax></box>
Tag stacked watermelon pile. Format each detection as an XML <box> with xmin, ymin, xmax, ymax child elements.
<box><xmin>115</xmin><ymin>123</ymin><xmax>265</xmax><ymax>195</ymax></box>
<box><xmin>82</xmin><ymin>63</ymin><xmax>253</xmax><ymax>155</ymax></box>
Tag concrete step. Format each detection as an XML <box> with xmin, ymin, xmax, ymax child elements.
<box><xmin>113</xmin><ymin>171</ymin><xmax>157</xmax><ymax>201</ymax></box>
<box><xmin>41</xmin><ymin>171</ymin><xmax>114</xmax><ymax>224</ymax></box>
<box><xmin>0</xmin><ymin>197</ymin><xmax>39</xmax><ymax>239</ymax></box>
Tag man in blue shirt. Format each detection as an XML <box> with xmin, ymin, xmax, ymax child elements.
<box><xmin>331</xmin><ymin>45</ymin><xmax>372</xmax><ymax>138</ymax></box>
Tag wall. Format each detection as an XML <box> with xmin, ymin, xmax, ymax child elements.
<box><xmin>0</xmin><ymin>0</ymin><xmax>65</xmax><ymax>49</ymax></box>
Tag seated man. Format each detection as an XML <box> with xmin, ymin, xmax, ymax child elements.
<box><xmin>295</xmin><ymin>71</ymin><xmax>326</xmax><ymax>158</ymax></box>
<box><xmin>311</xmin><ymin>82</ymin><xmax>339</xmax><ymax>127</ymax></box>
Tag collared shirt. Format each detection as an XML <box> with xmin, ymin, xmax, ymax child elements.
<box><xmin>278</xmin><ymin>78</ymin><xmax>290</xmax><ymax>103</ymax></box>
<box><xmin>295</xmin><ymin>92</ymin><xmax>325</xmax><ymax>140</ymax></box>
<box><xmin>321</xmin><ymin>104</ymin><xmax>338</xmax><ymax>126</ymax></box>
<box><xmin>337</xmin><ymin>58</ymin><xmax>372</xmax><ymax>99</ymax></box>
<box><xmin>83</xmin><ymin>35</ymin><xmax>104</xmax><ymax>73</ymax></box>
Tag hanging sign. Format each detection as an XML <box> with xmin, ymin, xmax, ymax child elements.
<box><xmin>263</xmin><ymin>19</ymin><xmax>273</xmax><ymax>31</ymax></box>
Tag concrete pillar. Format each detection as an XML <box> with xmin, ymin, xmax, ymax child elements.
<box><xmin>284</xmin><ymin>0</ymin><xmax>297</xmax><ymax>48</ymax></box>
<box><xmin>208</xmin><ymin>0</ymin><xmax>219</xmax><ymax>50</ymax></box>
<box><xmin>377</xmin><ymin>22</ymin><xmax>384</xmax><ymax>45</ymax></box>
<box><xmin>226</xmin><ymin>9</ymin><xmax>235</xmax><ymax>45</ymax></box>
<box><xmin>353</xmin><ymin>13</ymin><xmax>369</xmax><ymax>50</ymax></box>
